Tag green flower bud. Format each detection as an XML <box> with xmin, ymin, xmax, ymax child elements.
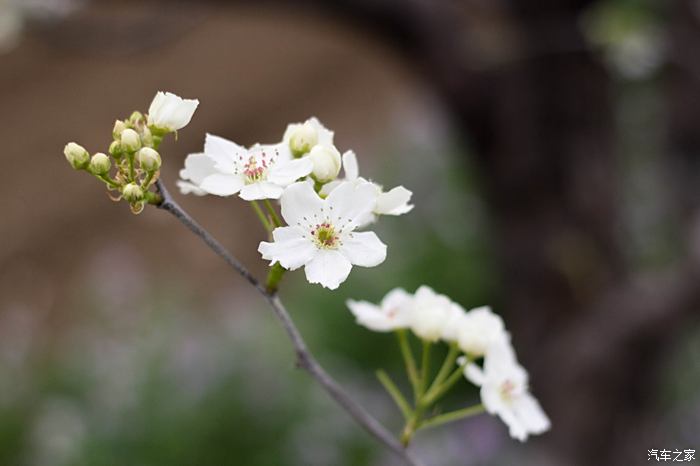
<box><xmin>137</xmin><ymin>147</ymin><xmax>161</xmax><ymax>171</ymax></box>
<box><xmin>89</xmin><ymin>152</ymin><xmax>111</xmax><ymax>175</ymax></box>
<box><xmin>63</xmin><ymin>142</ymin><xmax>90</xmax><ymax>170</ymax></box>
<box><xmin>120</xmin><ymin>128</ymin><xmax>141</xmax><ymax>152</ymax></box>
<box><xmin>129</xmin><ymin>111</ymin><xmax>144</xmax><ymax>125</ymax></box>
<box><xmin>140</xmin><ymin>127</ymin><xmax>154</xmax><ymax>147</ymax></box>
<box><xmin>309</xmin><ymin>145</ymin><xmax>341</xmax><ymax>183</ymax></box>
<box><xmin>112</xmin><ymin>120</ymin><xmax>127</xmax><ymax>140</ymax></box>
<box><xmin>108</xmin><ymin>140</ymin><xmax>122</xmax><ymax>157</ymax></box>
<box><xmin>289</xmin><ymin>122</ymin><xmax>319</xmax><ymax>157</ymax></box>
<box><xmin>122</xmin><ymin>183</ymin><xmax>144</xmax><ymax>203</ymax></box>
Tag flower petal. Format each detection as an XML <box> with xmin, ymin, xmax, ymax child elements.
<box><xmin>258</xmin><ymin>226</ymin><xmax>316</xmax><ymax>270</ymax></box>
<box><xmin>304</xmin><ymin>249</ymin><xmax>352</xmax><ymax>290</ymax></box>
<box><xmin>176</xmin><ymin>180</ymin><xmax>207</xmax><ymax>196</ymax></box>
<box><xmin>268</xmin><ymin>157</ymin><xmax>313</xmax><ymax>186</ymax></box>
<box><xmin>346</xmin><ymin>300</ymin><xmax>398</xmax><ymax>332</ymax></box>
<box><xmin>340</xmin><ymin>231</ymin><xmax>386</xmax><ymax>267</ymax></box>
<box><xmin>240</xmin><ymin>182</ymin><xmax>285</xmax><ymax>200</ymax></box>
<box><xmin>279</xmin><ymin>181</ymin><xmax>324</xmax><ymax>226</ymax></box>
<box><xmin>179</xmin><ymin>152</ymin><xmax>216</xmax><ymax>185</ymax></box>
<box><xmin>204</xmin><ymin>133</ymin><xmax>247</xmax><ymax>172</ymax></box>
<box><xmin>199</xmin><ymin>173</ymin><xmax>245</xmax><ymax>196</ymax></box>
<box><xmin>326</xmin><ymin>180</ymin><xmax>377</xmax><ymax>226</ymax></box>
<box><xmin>342</xmin><ymin>150</ymin><xmax>359</xmax><ymax>180</ymax></box>
<box><xmin>375</xmin><ymin>186</ymin><xmax>414</xmax><ymax>215</ymax></box>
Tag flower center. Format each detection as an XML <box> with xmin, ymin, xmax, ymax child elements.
<box><xmin>500</xmin><ymin>379</ymin><xmax>517</xmax><ymax>402</ymax></box>
<box><xmin>243</xmin><ymin>156</ymin><xmax>267</xmax><ymax>183</ymax></box>
<box><xmin>311</xmin><ymin>222</ymin><xmax>339</xmax><ymax>249</ymax></box>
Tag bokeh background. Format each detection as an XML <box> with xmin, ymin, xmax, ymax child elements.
<box><xmin>1</xmin><ymin>0</ymin><xmax>699</xmax><ymax>465</ymax></box>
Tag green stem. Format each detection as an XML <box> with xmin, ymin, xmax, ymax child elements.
<box><xmin>423</xmin><ymin>364</ymin><xmax>465</xmax><ymax>406</ymax></box>
<box><xmin>426</xmin><ymin>344</ymin><xmax>460</xmax><ymax>396</ymax></box>
<box><xmin>418</xmin><ymin>404</ymin><xmax>485</xmax><ymax>431</ymax></box>
<box><xmin>419</xmin><ymin>340</ymin><xmax>432</xmax><ymax>396</ymax></box>
<box><xmin>263</xmin><ymin>199</ymin><xmax>282</xmax><ymax>227</ymax></box>
<box><xmin>127</xmin><ymin>152</ymin><xmax>136</xmax><ymax>180</ymax></box>
<box><xmin>251</xmin><ymin>201</ymin><xmax>273</xmax><ymax>232</ymax></box>
<box><xmin>396</xmin><ymin>330</ymin><xmax>419</xmax><ymax>399</ymax></box>
<box><xmin>376</xmin><ymin>370</ymin><xmax>412</xmax><ymax>421</ymax></box>
<box><xmin>97</xmin><ymin>174</ymin><xmax>121</xmax><ymax>189</ymax></box>
<box><xmin>265</xmin><ymin>263</ymin><xmax>286</xmax><ymax>293</ymax></box>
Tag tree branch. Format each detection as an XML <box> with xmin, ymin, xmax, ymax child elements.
<box><xmin>154</xmin><ymin>179</ymin><xmax>423</xmax><ymax>466</ymax></box>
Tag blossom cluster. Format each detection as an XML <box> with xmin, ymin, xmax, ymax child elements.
<box><xmin>178</xmin><ymin>117</ymin><xmax>413</xmax><ymax>289</ymax></box>
<box><xmin>63</xmin><ymin>92</ymin><xmax>199</xmax><ymax>213</ymax></box>
<box><xmin>347</xmin><ymin>286</ymin><xmax>551</xmax><ymax>441</ymax></box>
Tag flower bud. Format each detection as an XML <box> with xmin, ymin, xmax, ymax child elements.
<box><xmin>309</xmin><ymin>145</ymin><xmax>341</xmax><ymax>183</ymax></box>
<box><xmin>63</xmin><ymin>142</ymin><xmax>90</xmax><ymax>170</ymax></box>
<box><xmin>108</xmin><ymin>140</ymin><xmax>122</xmax><ymax>157</ymax></box>
<box><xmin>129</xmin><ymin>111</ymin><xmax>144</xmax><ymax>125</ymax></box>
<box><xmin>89</xmin><ymin>152</ymin><xmax>111</xmax><ymax>175</ymax></box>
<box><xmin>137</xmin><ymin>147</ymin><xmax>161</xmax><ymax>171</ymax></box>
<box><xmin>120</xmin><ymin>128</ymin><xmax>141</xmax><ymax>152</ymax></box>
<box><xmin>140</xmin><ymin>127</ymin><xmax>154</xmax><ymax>147</ymax></box>
<box><xmin>122</xmin><ymin>183</ymin><xmax>144</xmax><ymax>203</ymax></box>
<box><xmin>112</xmin><ymin>120</ymin><xmax>127</xmax><ymax>140</ymax></box>
<box><xmin>288</xmin><ymin>122</ymin><xmax>319</xmax><ymax>157</ymax></box>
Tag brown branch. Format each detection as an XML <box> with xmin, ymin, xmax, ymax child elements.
<box><xmin>154</xmin><ymin>179</ymin><xmax>423</xmax><ymax>466</ymax></box>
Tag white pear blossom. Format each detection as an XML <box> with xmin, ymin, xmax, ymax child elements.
<box><xmin>147</xmin><ymin>91</ymin><xmax>199</xmax><ymax>132</ymax></box>
<box><xmin>346</xmin><ymin>288</ymin><xmax>413</xmax><ymax>332</ymax></box>
<box><xmin>320</xmin><ymin>151</ymin><xmax>413</xmax><ymax>224</ymax></box>
<box><xmin>258</xmin><ymin>180</ymin><xmax>387</xmax><ymax>290</ymax></box>
<box><xmin>439</xmin><ymin>301</ymin><xmax>469</xmax><ymax>342</ymax></box>
<box><xmin>464</xmin><ymin>343</ymin><xmax>550</xmax><ymax>442</ymax></box>
<box><xmin>283</xmin><ymin>117</ymin><xmax>334</xmax><ymax>157</ymax></box>
<box><xmin>407</xmin><ymin>286</ymin><xmax>455</xmax><ymax>342</ymax></box>
<box><xmin>184</xmin><ymin>134</ymin><xmax>313</xmax><ymax>201</ymax></box>
<box><xmin>456</xmin><ymin>306</ymin><xmax>509</xmax><ymax>357</ymax></box>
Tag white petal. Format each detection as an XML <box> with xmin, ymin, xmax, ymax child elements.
<box><xmin>375</xmin><ymin>186</ymin><xmax>414</xmax><ymax>215</ymax></box>
<box><xmin>258</xmin><ymin>226</ymin><xmax>316</xmax><ymax>270</ymax></box>
<box><xmin>381</xmin><ymin>288</ymin><xmax>412</xmax><ymax>311</ymax></box>
<box><xmin>340</xmin><ymin>231</ymin><xmax>386</xmax><ymax>267</ymax></box>
<box><xmin>342</xmin><ymin>150</ymin><xmax>359</xmax><ymax>180</ymax></box>
<box><xmin>318</xmin><ymin>180</ymin><xmax>342</xmax><ymax>197</ymax></box>
<box><xmin>512</xmin><ymin>393</ymin><xmax>551</xmax><ymax>436</ymax></box>
<box><xmin>179</xmin><ymin>152</ymin><xmax>217</xmax><ymax>185</ymax></box>
<box><xmin>304</xmin><ymin>249</ymin><xmax>352</xmax><ymax>290</ymax></box>
<box><xmin>326</xmin><ymin>180</ymin><xmax>377</xmax><ymax>227</ymax></box>
<box><xmin>279</xmin><ymin>181</ymin><xmax>324</xmax><ymax>226</ymax></box>
<box><xmin>204</xmin><ymin>133</ymin><xmax>247</xmax><ymax>172</ymax></box>
<box><xmin>199</xmin><ymin>173</ymin><xmax>245</xmax><ymax>196</ymax></box>
<box><xmin>147</xmin><ymin>91</ymin><xmax>199</xmax><ymax>131</ymax></box>
<box><xmin>268</xmin><ymin>157</ymin><xmax>313</xmax><ymax>186</ymax></box>
<box><xmin>240</xmin><ymin>182</ymin><xmax>285</xmax><ymax>200</ymax></box>
<box><xmin>176</xmin><ymin>180</ymin><xmax>207</xmax><ymax>196</ymax></box>
<box><xmin>347</xmin><ymin>300</ymin><xmax>399</xmax><ymax>332</ymax></box>
<box><xmin>464</xmin><ymin>363</ymin><xmax>486</xmax><ymax>386</ymax></box>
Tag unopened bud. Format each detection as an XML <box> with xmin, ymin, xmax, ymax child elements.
<box><xmin>112</xmin><ymin>120</ymin><xmax>127</xmax><ymax>140</ymax></box>
<box><xmin>63</xmin><ymin>142</ymin><xmax>90</xmax><ymax>170</ymax></box>
<box><xmin>89</xmin><ymin>152</ymin><xmax>111</xmax><ymax>175</ymax></box>
<box><xmin>108</xmin><ymin>140</ymin><xmax>122</xmax><ymax>157</ymax></box>
<box><xmin>122</xmin><ymin>183</ymin><xmax>144</xmax><ymax>203</ymax></box>
<box><xmin>137</xmin><ymin>147</ymin><xmax>161</xmax><ymax>171</ymax></box>
<box><xmin>289</xmin><ymin>122</ymin><xmax>318</xmax><ymax>157</ymax></box>
<box><xmin>140</xmin><ymin>127</ymin><xmax>154</xmax><ymax>147</ymax></box>
<box><xmin>129</xmin><ymin>111</ymin><xmax>144</xmax><ymax>125</ymax></box>
<box><xmin>121</xmin><ymin>128</ymin><xmax>141</xmax><ymax>152</ymax></box>
<box><xmin>309</xmin><ymin>145</ymin><xmax>341</xmax><ymax>183</ymax></box>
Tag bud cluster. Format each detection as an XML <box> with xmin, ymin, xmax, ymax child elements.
<box><xmin>62</xmin><ymin>91</ymin><xmax>198</xmax><ymax>214</ymax></box>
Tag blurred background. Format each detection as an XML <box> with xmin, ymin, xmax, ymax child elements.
<box><xmin>1</xmin><ymin>0</ymin><xmax>699</xmax><ymax>465</ymax></box>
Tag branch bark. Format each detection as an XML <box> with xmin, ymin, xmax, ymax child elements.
<box><xmin>154</xmin><ymin>180</ymin><xmax>423</xmax><ymax>466</ymax></box>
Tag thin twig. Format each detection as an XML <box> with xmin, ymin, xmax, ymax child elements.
<box><xmin>154</xmin><ymin>180</ymin><xmax>423</xmax><ymax>466</ymax></box>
